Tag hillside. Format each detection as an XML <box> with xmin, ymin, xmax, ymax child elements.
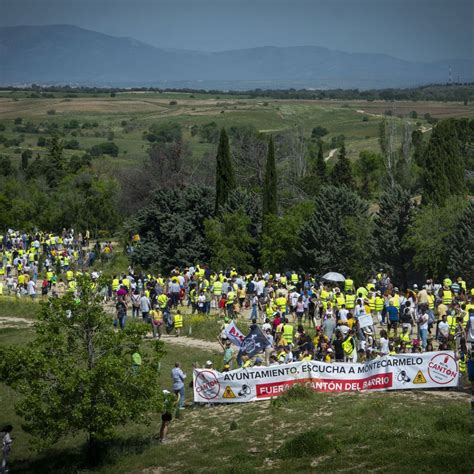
<box><xmin>1</xmin><ymin>25</ymin><xmax>473</xmax><ymax>89</ymax></box>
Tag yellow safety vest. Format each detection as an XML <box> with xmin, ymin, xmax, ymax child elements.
<box><xmin>276</xmin><ymin>296</ymin><xmax>286</xmax><ymax>312</ymax></box>
<box><xmin>392</xmin><ymin>294</ymin><xmax>400</xmax><ymax>309</ymax></box>
<box><xmin>227</xmin><ymin>291</ymin><xmax>235</xmax><ymax>305</ymax></box>
<box><xmin>345</xmin><ymin>294</ymin><xmax>356</xmax><ymax>309</ymax></box>
<box><xmin>282</xmin><ymin>324</ymin><xmax>294</xmax><ymax>344</ymax></box>
<box><xmin>112</xmin><ymin>279</ymin><xmax>119</xmax><ymax>291</ymax></box>
<box><xmin>375</xmin><ymin>296</ymin><xmax>384</xmax><ymax>312</ymax></box>
<box><xmin>368</xmin><ymin>297</ymin><xmax>375</xmax><ymax>312</ymax></box>
<box><xmin>427</xmin><ymin>294</ymin><xmax>435</xmax><ymax>310</ymax></box>
<box><xmin>344</xmin><ymin>279</ymin><xmax>354</xmax><ymax>292</ymax></box>
<box><xmin>446</xmin><ymin>315</ymin><xmax>457</xmax><ymax>335</ymax></box>
<box><xmin>336</xmin><ymin>295</ymin><xmax>345</xmax><ymax>307</ymax></box>
<box><xmin>174</xmin><ymin>314</ymin><xmax>183</xmax><ymax>328</ymax></box>
<box><xmin>158</xmin><ymin>294</ymin><xmax>168</xmax><ymax>309</ymax></box>
<box><xmin>213</xmin><ymin>281</ymin><xmax>223</xmax><ymax>296</ymax></box>
<box><xmin>291</xmin><ymin>273</ymin><xmax>298</xmax><ymax>284</ymax></box>
<box><xmin>400</xmin><ymin>332</ymin><xmax>411</xmax><ymax>346</ymax></box>
<box><xmin>280</xmin><ymin>276</ymin><xmax>287</xmax><ymax>285</ymax></box>
<box><xmin>442</xmin><ymin>290</ymin><xmax>452</xmax><ymax>305</ymax></box>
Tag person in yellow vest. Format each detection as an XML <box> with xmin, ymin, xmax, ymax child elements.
<box><xmin>282</xmin><ymin>319</ymin><xmax>294</xmax><ymax>346</ymax></box>
<box><xmin>212</xmin><ymin>279</ymin><xmax>223</xmax><ymax>309</ymax></box>
<box><xmin>399</xmin><ymin>326</ymin><xmax>412</xmax><ymax>350</ymax></box>
<box><xmin>290</xmin><ymin>272</ymin><xmax>298</xmax><ymax>286</ymax></box>
<box><xmin>345</xmin><ymin>290</ymin><xmax>356</xmax><ymax>311</ymax></box>
<box><xmin>66</xmin><ymin>269</ymin><xmax>74</xmax><ymax>282</ymax></box>
<box><xmin>280</xmin><ymin>275</ymin><xmax>288</xmax><ymax>286</ymax></box>
<box><xmin>392</xmin><ymin>289</ymin><xmax>400</xmax><ymax>311</ymax></box>
<box><xmin>122</xmin><ymin>276</ymin><xmax>130</xmax><ymax>289</ymax></box>
<box><xmin>174</xmin><ymin>310</ymin><xmax>183</xmax><ymax>337</ymax></box>
<box><xmin>150</xmin><ymin>308</ymin><xmax>163</xmax><ymax>339</ymax></box>
<box><xmin>374</xmin><ymin>291</ymin><xmax>385</xmax><ymax>324</ymax></box>
<box><xmin>158</xmin><ymin>293</ymin><xmax>168</xmax><ymax>311</ymax></box>
<box><xmin>441</xmin><ymin>286</ymin><xmax>453</xmax><ymax>306</ymax></box>
<box><xmin>226</xmin><ymin>288</ymin><xmax>235</xmax><ymax>318</ymax></box>
<box><xmin>367</xmin><ymin>292</ymin><xmax>376</xmax><ymax>315</ymax></box>
<box><xmin>446</xmin><ymin>312</ymin><xmax>457</xmax><ymax>337</ymax></box>
<box><xmin>443</xmin><ymin>277</ymin><xmax>452</xmax><ymax>288</ymax></box>
<box><xmin>342</xmin><ymin>331</ymin><xmax>356</xmax><ymax>362</ymax></box>
<box><xmin>112</xmin><ymin>276</ymin><xmax>120</xmax><ymax>293</ymax></box>
<box><xmin>189</xmin><ymin>287</ymin><xmax>198</xmax><ymax>314</ymax></box>
<box><xmin>344</xmin><ymin>276</ymin><xmax>354</xmax><ymax>293</ymax></box>
<box><xmin>275</xmin><ymin>293</ymin><xmax>287</xmax><ymax>317</ymax></box>
<box><xmin>335</xmin><ymin>290</ymin><xmax>345</xmax><ymax>309</ymax></box>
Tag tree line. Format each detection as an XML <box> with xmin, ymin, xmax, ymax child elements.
<box><xmin>129</xmin><ymin>118</ymin><xmax>473</xmax><ymax>287</ymax></box>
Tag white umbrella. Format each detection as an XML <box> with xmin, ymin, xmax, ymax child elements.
<box><xmin>322</xmin><ymin>272</ymin><xmax>345</xmax><ymax>282</ymax></box>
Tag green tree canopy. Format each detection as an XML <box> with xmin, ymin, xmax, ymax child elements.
<box><xmin>422</xmin><ymin>120</ymin><xmax>465</xmax><ymax>205</ymax></box>
<box><xmin>329</xmin><ymin>142</ymin><xmax>355</xmax><ymax>189</ymax></box>
<box><xmin>373</xmin><ymin>185</ymin><xmax>414</xmax><ymax>285</ymax></box>
<box><xmin>205</xmin><ymin>211</ymin><xmax>256</xmax><ymax>273</ymax></box>
<box><xmin>297</xmin><ymin>186</ymin><xmax>372</xmax><ymax>280</ymax></box>
<box><xmin>0</xmin><ymin>277</ymin><xmax>164</xmax><ymax>461</ymax></box>
<box><xmin>129</xmin><ymin>186</ymin><xmax>214</xmax><ymax>270</ymax></box>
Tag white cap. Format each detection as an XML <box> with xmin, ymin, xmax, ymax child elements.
<box><xmin>205</xmin><ymin>360</ymin><xmax>213</xmax><ymax>366</ymax></box>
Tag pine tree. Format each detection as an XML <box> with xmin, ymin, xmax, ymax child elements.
<box><xmin>447</xmin><ymin>201</ymin><xmax>473</xmax><ymax>283</ymax></box>
<box><xmin>315</xmin><ymin>141</ymin><xmax>326</xmax><ymax>182</ymax></box>
<box><xmin>298</xmin><ymin>186</ymin><xmax>371</xmax><ymax>280</ymax></box>
<box><xmin>373</xmin><ymin>185</ymin><xmax>414</xmax><ymax>285</ymax></box>
<box><xmin>215</xmin><ymin>128</ymin><xmax>236</xmax><ymax>213</ymax></box>
<box><xmin>263</xmin><ymin>136</ymin><xmax>278</xmax><ymax>217</ymax></box>
<box><xmin>422</xmin><ymin>120</ymin><xmax>465</xmax><ymax>205</ymax></box>
<box><xmin>330</xmin><ymin>142</ymin><xmax>354</xmax><ymax>189</ymax></box>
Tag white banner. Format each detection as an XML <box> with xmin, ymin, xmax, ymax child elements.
<box><xmin>223</xmin><ymin>321</ymin><xmax>245</xmax><ymax>347</ymax></box>
<box><xmin>193</xmin><ymin>352</ymin><xmax>459</xmax><ymax>403</ymax></box>
<box><xmin>358</xmin><ymin>313</ymin><xmax>374</xmax><ymax>329</ymax></box>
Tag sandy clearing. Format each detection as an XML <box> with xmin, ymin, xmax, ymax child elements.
<box><xmin>158</xmin><ymin>334</ymin><xmax>222</xmax><ymax>352</ymax></box>
<box><xmin>325</xmin><ymin>148</ymin><xmax>338</xmax><ymax>161</ymax></box>
<box><xmin>0</xmin><ymin>316</ymin><xmax>34</xmax><ymax>328</ymax></box>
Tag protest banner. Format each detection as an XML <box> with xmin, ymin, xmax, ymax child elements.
<box><xmin>358</xmin><ymin>313</ymin><xmax>374</xmax><ymax>329</ymax></box>
<box><xmin>193</xmin><ymin>352</ymin><xmax>459</xmax><ymax>403</ymax></box>
<box><xmin>223</xmin><ymin>321</ymin><xmax>245</xmax><ymax>347</ymax></box>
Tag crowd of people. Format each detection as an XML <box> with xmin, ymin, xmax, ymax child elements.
<box><xmin>1</xmin><ymin>229</ymin><xmax>473</xmax><ymax>388</ymax></box>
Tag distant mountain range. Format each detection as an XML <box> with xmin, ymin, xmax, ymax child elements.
<box><xmin>1</xmin><ymin>24</ymin><xmax>473</xmax><ymax>90</ymax></box>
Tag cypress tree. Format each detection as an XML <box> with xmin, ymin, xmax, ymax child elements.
<box><xmin>330</xmin><ymin>142</ymin><xmax>354</xmax><ymax>189</ymax></box>
<box><xmin>263</xmin><ymin>136</ymin><xmax>278</xmax><ymax>216</ymax></box>
<box><xmin>315</xmin><ymin>141</ymin><xmax>326</xmax><ymax>182</ymax></box>
<box><xmin>422</xmin><ymin>120</ymin><xmax>465</xmax><ymax>205</ymax></box>
<box><xmin>214</xmin><ymin>128</ymin><xmax>236</xmax><ymax>213</ymax></box>
<box><xmin>21</xmin><ymin>149</ymin><xmax>32</xmax><ymax>171</ymax></box>
<box><xmin>447</xmin><ymin>201</ymin><xmax>473</xmax><ymax>283</ymax></box>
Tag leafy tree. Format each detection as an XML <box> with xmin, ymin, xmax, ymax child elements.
<box><xmin>422</xmin><ymin>120</ymin><xmax>465</xmax><ymax>205</ymax></box>
<box><xmin>222</xmin><ymin>188</ymin><xmax>262</xmax><ymax>265</ymax></box>
<box><xmin>406</xmin><ymin>198</ymin><xmax>467</xmax><ymax>281</ymax></box>
<box><xmin>311</xmin><ymin>126</ymin><xmax>328</xmax><ymax>139</ymax></box>
<box><xmin>64</xmin><ymin>139</ymin><xmax>80</xmax><ymax>150</ymax></box>
<box><xmin>215</xmin><ymin>128</ymin><xmax>236</xmax><ymax>213</ymax></box>
<box><xmin>329</xmin><ymin>142</ymin><xmax>354</xmax><ymax>189</ymax></box>
<box><xmin>0</xmin><ymin>277</ymin><xmax>164</xmax><ymax>462</ymax></box>
<box><xmin>447</xmin><ymin>201</ymin><xmax>474</xmax><ymax>284</ymax></box>
<box><xmin>129</xmin><ymin>186</ymin><xmax>214</xmax><ymax>270</ymax></box>
<box><xmin>261</xmin><ymin>201</ymin><xmax>314</xmax><ymax>271</ymax></box>
<box><xmin>354</xmin><ymin>151</ymin><xmax>384</xmax><ymax>198</ymax></box>
<box><xmin>198</xmin><ymin>122</ymin><xmax>220</xmax><ymax>144</ymax></box>
<box><xmin>90</xmin><ymin>142</ymin><xmax>119</xmax><ymax>157</ymax></box>
<box><xmin>37</xmin><ymin>136</ymin><xmax>48</xmax><ymax>147</ymax></box>
<box><xmin>297</xmin><ymin>186</ymin><xmax>372</xmax><ymax>280</ymax></box>
<box><xmin>373</xmin><ymin>185</ymin><xmax>414</xmax><ymax>285</ymax></box>
<box><xmin>0</xmin><ymin>155</ymin><xmax>13</xmax><ymax>176</ymax></box>
<box><xmin>145</xmin><ymin>122</ymin><xmax>182</xmax><ymax>143</ymax></box>
<box><xmin>205</xmin><ymin>211</ymin><xmax>256</xmax><ymax>272</ymax></box>
<box><xmin>263</xmin><ymin>136</ymin><xmax>278</xmax><ymax>218</ymax></box>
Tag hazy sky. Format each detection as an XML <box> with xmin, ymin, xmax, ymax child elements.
<box><xmin>2</xmin><ymin>0</ymin><xmax>473</xmax><ymax>61</ymax></box>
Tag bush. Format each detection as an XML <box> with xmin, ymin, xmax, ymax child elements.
<box><xmin>279</xmin><ymin>384</ymin><xmax>315</xmax><ymax>402</ymax></box>
<box><xmin>90</xmin><ymin>142</ymin><xmax>119</xmax><ymax>157</ymax></box>
<box><xmin>169</xmin><ymin>100</ymin><xmax>178</xmax><ymax>105</ymax></box>
<box><xmin>278</xmin><ymin>429</ymin><xmax>332</xmax><ymax>459</ymax></box>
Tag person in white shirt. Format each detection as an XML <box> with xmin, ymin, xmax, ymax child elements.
<box><xmin>27</xmin><ymin>279</ymin><xmax>36</xmax><ymax>299</ymax></box>
<box><xmin>418</xmin><ymin>305</ymin><xmax>429</xmax><ymax>350</ymax></box>
<box><xmin>438</xmin><ymin>314</ymin><xmax>450</xmax><ymax>341</ymax></box>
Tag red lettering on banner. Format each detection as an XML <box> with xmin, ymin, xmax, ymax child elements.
<box><xmin>256</xmin><ymin>374</ymin><xmax>393</xmax><ymax>398</ymax></box>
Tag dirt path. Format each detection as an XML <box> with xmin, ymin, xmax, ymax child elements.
<box><xmin>159</xmin><ymin>334</ymin><xmax>222</xmax><ymax>353</ymax></box>
<box><xmin>325</xmin><ymin>148</ymin><xmax>338</xmax><ymax>161</ymax></box>
<box><xmin>0</xmin><ymin>316</ymin><xmax>34</xmax><ymax>328</ymax></box>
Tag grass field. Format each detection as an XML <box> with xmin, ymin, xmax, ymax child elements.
<box><xmin>0</xmin><ymin>306</ymin><xmax>472</xmax><ymax>473</ymax></box>
<box><xmin>1</xmin><ymin>93</ymin><xmax>473</xmax><ymax>170</ymax></box>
